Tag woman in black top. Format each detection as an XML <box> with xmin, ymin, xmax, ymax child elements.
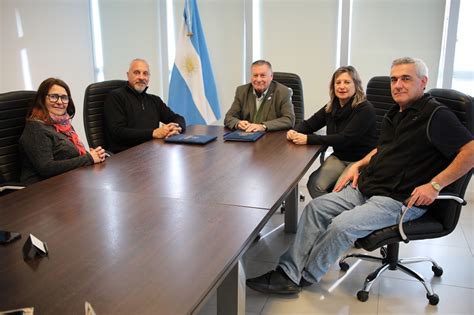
<box><xmin>287</xmin><ymin>66</ymin><xmax>377</xmax><ymax>198</ymax></box>
<box><xmin>19</xmin><ymin>78</ymin><xmax>106</xmax><ymax>184</ymax></box>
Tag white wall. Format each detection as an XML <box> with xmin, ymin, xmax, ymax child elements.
<box><xmin>351</xmin><ymin>0</ymin><xmax>445</xmax><ymax>90</ymax></box>
<box><xmin>261</xmin><ymin>0</ymin><xmax>339</xmax><ymax>118</ymax></box>
<box><xmin>0</xmin><ymin>0</ymin><xmax>95</xmax><ymax>145</ymax></box>
<box><xmin>99</xmin><ymin>0</ymin><xmax>162</xmax><ymax>95</ymax></box>
<box><xmin>0</xmin><ymin>2</ymin><xmax>3</xmax><ymax>90</ymax></box>
<box><xmin>199</xmin><ymin>0</ymin><xmax>246</xmax><ymax>123</ymax></box>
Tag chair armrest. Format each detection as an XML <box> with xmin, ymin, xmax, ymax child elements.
<box><xmin>435</xmin><ymin>194</ymin><xmax>466</xmax><ymax>205</ymax></box>
<box><xmin>397</xmin><ymin>194</ymin><xmax>467</xmax><ymax>243</ymax></box>
<box><xmin>319</xmin><ymin>145</ymin><xmax>329</xmax><ymax>164</ymax></box>
<box><xmin>0</xmin><ymin>182</ymin><xmax>26</xmax><ymax>193</ymax></box>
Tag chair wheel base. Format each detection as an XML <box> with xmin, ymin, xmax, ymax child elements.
<box><xmin>432</xmin><ymin>266</ymin><xmax>443</xmax><ymax>277</ymax></box>
<box><xmin>427</xmin><ymin>293</ymin><xmax>439</xmax><ymax>305</ymax></box>
<box><xmin>357</xmin><ymin>290</ymin><xmax>369</xmax><ymax>302</ymax></box>
<box><xmin>339</xmin><ymin>261</ymin><xmax>349</xmax><ymax>271</ymax></box>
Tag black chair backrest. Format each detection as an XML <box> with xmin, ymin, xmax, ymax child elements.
<box><xmin>366</xmin><ymin>76</ymin><xmax>396</xmax><ymax>136</ymax></box>
<box><xmin>83</xmin><ymin>80</ymin><xmax>127</xmax><ymax>149</ymax></box>
<box><xmin>272</xmin><ymin>72</ymin><xmax>304</xmax><ymax>126</ymax></box>
<box><xmin>429</xmin><ymin>88</ymin><xmax>474</xmax><ymax>134</ymax></box>
<box><xmin>0</xmin><ymin>90</ymin><xmax>36</xmax><ymax>182</ymax></box>
<box><xmin>426</xmin><ymin>88</ymin><xmax>474</xmax><ymax>231</ymax></box>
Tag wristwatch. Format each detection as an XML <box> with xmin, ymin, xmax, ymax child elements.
<box><xmin>262</xmin><ymin>124</ymin><xmax>267</xmax><ymax>131</ymax></box>
<box><xmin>430</xmin><ymin>181</ymin><xmax>441</xmax><ymax>192</ymax></box>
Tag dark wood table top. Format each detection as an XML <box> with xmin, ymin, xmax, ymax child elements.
<box><xmin>0</xmin><ymin>125</ymin><xmax>320</xmax><ymax>314</ymax></box>
<box><xmin>0</xmin><ymin>187</ymin><xmax>269</xmax><ymax>314</ymax></box>
<box><xmin>40</xmin><ymin>125</ymin><xmax>320</xmax><ymax>211</ymax></box>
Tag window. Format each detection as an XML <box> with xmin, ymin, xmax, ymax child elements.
<box><xmin>452</xmin><ymin>0</ymin><xmax>474</xmax><ymax>94</ymax></box>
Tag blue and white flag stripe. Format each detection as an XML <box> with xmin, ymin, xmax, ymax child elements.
<box><xmin>168</xmin><ymin>0</ymin><xmax>220</xmax><ymax>125</ymax></box>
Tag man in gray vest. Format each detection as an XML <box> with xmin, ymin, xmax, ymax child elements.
<box><xmin>247</xmin><ymin>57</ymin><xmax>474</xmax><ymax>295</ymax></box>
<box><xmin>224</xmin><ymin>60</ymin><xmax>295</xmax><ymax>132</ymax></box>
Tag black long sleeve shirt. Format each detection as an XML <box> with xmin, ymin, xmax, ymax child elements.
<box><xmin>104</xmin><ymin>85</ymin><xmax>186</xmax><ymax>153</ymax></box>
<box><xmin>294</xmin><ymin>99</ymin><xmax>377</xmax><ymax>161</ymax></box>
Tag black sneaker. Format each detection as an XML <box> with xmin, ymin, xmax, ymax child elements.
<box><xmin>299</xmin><ymin>277</ymin><xmax>313</xmax><ymax>287</ymax></box>
<box><xmin>246</xmin><ymin>267</ymin><xmax>301</xmax><ymax>295</ymax></box>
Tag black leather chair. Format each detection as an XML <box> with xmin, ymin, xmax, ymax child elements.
<box><xmin>365</xmin><ymin>76</ymin><xmax>398</xmax><ymax>134</ymax></box>
<box><xmin>0</xmin><ymin>90</ymin><xmax>35</xmax><ymax>194</ymax></box>
<box><xmin>271</xmin><ymin>72</ymin><xmax>306</xmax><ymax>213</ymax></box>
<box><xmin>272</xmin><ymin>72</ymin><xmax>304</xmax><ymax>126</ymax></box>
<box><xmin>83</xmin><ymin>80</ymin><xmax>126</xmax><ymax>150</ymax></box>
<box><xmin>339</xmin><ymin>87</ymin><xmax>473</xmax><ymax>305</ymax></box>
<box><xmin>429</xmin><ymin>88</ymin><xmax>474</xmax><ymax>132</ymax></box>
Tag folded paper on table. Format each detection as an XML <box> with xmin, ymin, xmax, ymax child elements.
<box><xmin>223</xmin><ymin>131</ymin><xmax>265</xmax><ymax>142</ymax></box>
<box><xmin>164</xmin><ymin>134</ymin><xmax>217</xmax><ymax>145</ymax></box>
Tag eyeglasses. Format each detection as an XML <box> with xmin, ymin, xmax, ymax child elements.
<box><xmin>47</xmin><ymin>94</ymin><xmax>69</xmax><ymax>103</ymax></box>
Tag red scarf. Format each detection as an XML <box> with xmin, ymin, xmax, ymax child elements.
<box><xmin>49</xmin><ymin>113</ymin><xmax>87</xmax><ymax>156</ymax></box>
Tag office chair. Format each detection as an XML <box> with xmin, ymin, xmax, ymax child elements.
<box><xmin>0</xmin><ymin>90</ymin><xmax>35</xmax><ymax>194</ymax></box>
<box><xmin>271</xmin><ymin>72</ymin><xmax>306</xmax><ymax>214</ymax></box>
<box><xmin>272</xmin><ymin>72</ymin><xmax>304</xmax><ymax>126</ymax></box>
<box><xmin>365</xmin><ymin>76</ymin><xmax>398</xmax><ymax>133</ymax></box>
<box><xmin>83</xmin><ymin>80</ymin><xmax>126</xmax><ymax>151</ymax></box>
<box><xmin>338</xmin><ymin>87</ymin><xmax>473</xmax><ymax>305</ymax></box>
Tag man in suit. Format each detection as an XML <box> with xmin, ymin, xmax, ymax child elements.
<box><xmin>224</xmin><ymin>60</ymin><xmax>295</xmax><ymax>132</ymax></box>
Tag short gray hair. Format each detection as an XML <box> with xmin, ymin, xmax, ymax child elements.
<box><xmin>251</xmin><ymin>60</ymin><xmax>273</xmax><ymax>72</ymax></box>
<box><xmin>129</xmin><ymin>58</ymin><xmax>149</xmax><ymax>69</ymax></box>
<box><xmin>391</xmin><ymin>57</ymin><xmax>429</xmax><ymax>79</ymax></box>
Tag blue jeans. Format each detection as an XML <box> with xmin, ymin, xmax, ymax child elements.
<box><xmin>279</xmin><ymin>185</ymin><xmax>427</xmax><ymax>284</ymax></box>
<box><xmin>307</xmin><ymin>155</ymin><xmax>352</xmax><ymax>199</ymax></box>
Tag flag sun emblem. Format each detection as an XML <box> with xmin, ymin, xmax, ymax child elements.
<box><xmin>183</xmin><ymin>56</ymin><xmax>198</xmax><ymax>75</ymax></box>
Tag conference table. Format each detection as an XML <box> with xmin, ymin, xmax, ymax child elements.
<box><xmin>0</xmin><ymin>125</ymin><xmax>320</xmax><ymax>314</ymax></box>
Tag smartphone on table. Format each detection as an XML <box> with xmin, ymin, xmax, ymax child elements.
<box><xmin>0</xmin><ymin>230</ymin><xmax>21</xmax><ymax>244</ymax></box>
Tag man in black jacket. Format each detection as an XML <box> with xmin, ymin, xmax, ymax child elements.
<box><xmin>104</xmin><ymin>58</ymin><xmax>186</xmax><ymax>153</ymax></box>
<box><xmin>246</xmin><ymin>57</ymin><xmax>474</xmax><ymax>295</ymax></box>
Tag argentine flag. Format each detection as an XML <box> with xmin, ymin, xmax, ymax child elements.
<box><xmin>168</xmin><ymin>0</ymin><xmax>221</xmax><ymax>125</ymax></box>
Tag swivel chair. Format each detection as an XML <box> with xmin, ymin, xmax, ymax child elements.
<box><xmin>262</xmin><ymin>72</ymin><xmax>305</xmax><ymax>219</ymax></box>
<box><xmin>365</xmin><ymin>76</ymin><xmax>398</xmax><ymax>134</ymax></box>
<box><xmin>0</xmin><ymin>90</ymin><xmax>35</xmax><ymax>194</ymax></box>
<box><xmin>338</xmin><ymin>86</ymin><xmax>473</xmax><ymax>305</ymax></box>
<box><xmin>272</xmin><ymin>72</ymin><xmax>304</xmax><ymax>126</ymax></box>
<box><xmin>83</xmin><ymin>80</ymin><xmax>126</xmax><ymax>151</ymax></box>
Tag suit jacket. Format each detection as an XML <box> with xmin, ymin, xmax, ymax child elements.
<box><xmin>224</xmin><ymin>81</ymin><xmax>295</xmax><ymax>131</ymax></box>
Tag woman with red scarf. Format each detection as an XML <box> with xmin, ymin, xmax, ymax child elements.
<box><xmin>19</xmin><ymin>78</ymin><xmax>105</xmax><ymax>184</ymax></box>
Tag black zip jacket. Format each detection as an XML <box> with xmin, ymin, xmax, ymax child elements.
<box><xmin>104</xmin><ymin>85</ymin><xmax>186</xmax><ymax>153</ymax></box>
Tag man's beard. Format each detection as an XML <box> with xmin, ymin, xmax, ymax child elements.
<box><xmin>134</xmin><ymin>82</ymin><xmax>147</xmax><ymax>93</ymax></box>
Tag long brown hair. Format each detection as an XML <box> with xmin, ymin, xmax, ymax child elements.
<box><xmin>26</xmin><ymin>77</ymin><xmax>76</xmax><ymax>123</ymax></box>
<box><xmin>326</xmin><ymin>66</ymin><xmax>365</xmax><ymax>113</ymax></box>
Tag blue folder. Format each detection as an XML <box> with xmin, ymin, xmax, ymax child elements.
<box><xmin>223</xmin><ymin>130</ymin><xmax>265</xmax><ymax>142</ymax></box>
<box><xmin>164</xmin><ymin>134</ymin><xmax>217</xmax><ymax>145</ymax></box>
